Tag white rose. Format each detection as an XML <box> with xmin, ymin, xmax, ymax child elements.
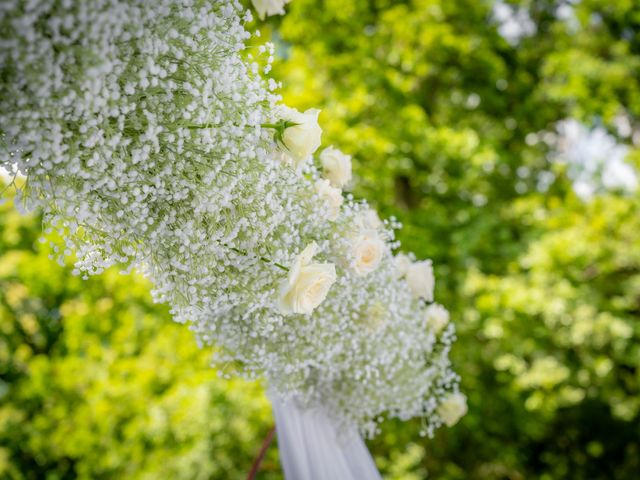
<box><xmin>406</xmin><ymin>260</ymin><xmax>434</xmax><ymax>301</ymax></box>
<box><xmin>437</xmin><ymin>393</ymin><xmax>468</xmax><ymax>427</ymax></box>
<box><xmin>350</xmin><ymin>233</ymin><xmax>386</xmax><ymax>276</ymax></box>
<box><xmin>251</xmin><ymin>0</ymin><xmax>291</xmax><ymax>20</ymax></box>
<box><xmin>315</xmin><ymin>179</ymin><xmax>343</xmax><ymax>221</ymax></box>
<box><xmin>356</xmin><ymin>207</ymin><xmax>383</xmax><ymax>232</ymax></box>
<box><xmin>394</xmin><ymin>253</ymin><xmax>412</xmax><ymax>278</ymax></box>
<box><xmin>320</xmin><ymin>146</ymin><xmax>352</xmax><ymax>188</ymax></box>
<box><xmin>362</xmin><ymin>301</ymin><xmax>387</xmax><ymax>332</ymax></box>
<box><xmin>278</xmin><ymin>242</ymin><xmax>337</xmax><ymax>315</ymax></box>
<box><xmin>425</xmin><ymin>303</ymin><xmax>449</xmax><ymax>333</ymax></box>
<box><xmin>279</xmin><ymin>106</ymin><xmax>322</xmax><ymax>169</ymax></box>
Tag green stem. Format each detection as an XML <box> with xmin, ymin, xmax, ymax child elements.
<box><xmin>228</xmin><ymin>245</ymin><xmax>288</xmax><ymax>272</ymax></box>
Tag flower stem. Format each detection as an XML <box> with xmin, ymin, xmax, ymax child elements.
<box><xmin>227</xmin><ymin>245</ymin><xmax>288</xmax><ymax>271</ymax></box>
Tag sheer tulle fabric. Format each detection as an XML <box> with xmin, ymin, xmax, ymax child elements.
<box><xmin>271</xmin><ymin>396</ymin><xmax>382</xmax><ymax>480</ymax></box>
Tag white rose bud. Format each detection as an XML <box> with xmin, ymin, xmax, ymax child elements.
<box><xmin>437</xmin><ymin>393</ymin><xmax>468</xmax><ymax>427</ymax></box>
<box><xmin>320</xmin><ymin>146</ymin><xmax>352</xmax><ymax>188</ymax></box>
<box><xmin>406</xmin><ymin>260</ymin><xmax>435</xmax><ymax>301</ymax></box>
<box><xmin>279</xmin><ymin>106</ymin><xmax>322</xmax><ymax>169</ymax></box>
<box><xmin>356</xmin><ymin>207</ymin><xmax>383</xmax><ymax>232</ymax></box>
<box><xmin>251</xmin><ymin>0</ymin><xmax>291</xmax><ymax>20</ymax></box>
<box><xmin>394</xmin><ymin>253</ymin><xmax>412</xmax><ymax>278</ymax></box>
<box><xmin>350</xmin><ymin>233</ymin><xmax>386</xmax><ymax>276</ymax></box>
<box><xmin>278</xmin><ymin>242</ymin><xmax>337</xmax><ymax>315</ymax></box>
<box><xmin>362</xmin><ymin>301</ymin><xmax>388</xmax><ymax>332</ymax></box>
<box><xmin>315</xmin><ymin>179</ymin><xmax>343</xmax><ymax>221</ymax></box>
<box><xmin>425</xmin><ymin>303</ymin><xmax>449</xmax><ymax>334</ymax></box>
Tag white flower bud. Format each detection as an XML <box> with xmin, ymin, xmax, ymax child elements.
<box><xmin>315</xmin><ymin>179</ymin><xmax>343</xmax><ymax>221</ymax></box>
<box><xmin>437</xmin><ymin>393</ymin><xmax>467</xmax><ymax>427</ymax></box>
<box><xmin>251</xmin><ymin>0</ymin><xmax>291</xmax><ymax>20</ymax></box>
<box><xmin>425</xmin><ymin>303</ymin><xmax>449</xmax><ymax>333</ymax></box>
<box><xmin>394</xmin><ymin>253</ymin><xmax>412</xmax><ymax>278</ymax></box>
<box><xmin>355</xmin><ymin>207</ymin><xmax>383</xmax><ymax>233</ymax></box>
<box><xmin>279</xmin><ymin>106</ymin><xmax>322</xmax><ymax>169</ymax></box>
<box><xmin>362</xmin><ymin>301</ymin><xmax>388</xmax><ymax>332</ymax></box>
<box><xmin>320</xmin><ymin>146</ymin><xmax>352</xmax><ymax>188</ymax></box>
<box><xmin>406</xmin><ymin>260</ymin><xmax>434</xmax><ymax>301</ymax></box>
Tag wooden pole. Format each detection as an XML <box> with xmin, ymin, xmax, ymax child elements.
<box><xmin>246</xmin><ymin>425</ymin><xmax>276</xmax><ymax>480</ymax></box>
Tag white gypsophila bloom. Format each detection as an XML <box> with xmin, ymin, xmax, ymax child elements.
<box><xmin>252</xmin><ymin>0</ymin><xmax>291</xmax><ymax>20</ymax></box>
<box><xmin>279</xmin><ymin>106</ymin><xmax>322</xmax><ymax>169</ymax></box>
<box><xmin>349</xmin><ymin>233</ymin><xmax>386</xmax><ymax>276</ymax></box>
<box><xmin>278</xmin><ymin>242</ymin><xmax>336</xmax><ymax>315</ymax></box>
<box><xmin>406</xmin><ymin>260</ymin><xmax>435</xmax><ymax>301</ymax></box>
<box><xmin>425</xmin><ymin>303</ymin><xmax>449</xmax><ymax>334</ymax></box>
<box><xmin>0</xmin><ymin>0</ymin><xmax>460</xmax><ymax>438</ymax></box>
<box><xmin>320</xmin><ymin>146</ymin><xmax>352</xmax><ymax>188</ymax></box>
<box><xmin>394</xmin><ymin>253</ymin><xmax>413</xmax><ymax>278</ymax></box>
<box><xmin>437</xmin><ymin>392</ymin><xmax>468</xmax><ymax>427</ymax></box>
<box><xmin>314</xmin><ymin>179</ymin><xmax>343</xmax><ymax>221</ymax></box>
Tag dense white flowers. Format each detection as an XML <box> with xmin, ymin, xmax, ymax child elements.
<box><xmin>0</xmin><ymin>0</ymin><xmax>462</xmax><ymax>437</ymax></box>
<box><xmin>437</xmin><ymin>393</ymin><xmax>468</xmax><ymax>427</ymax></box>
<box><xmin>252</xmin><ymin>0</ymin><xmax>291</xmax><ymax>20</ymax></box>
<box><xmin>321</xmin><ymin>146</ymin><xmax>352</xmax><ymax>188</ymax></box>
<box><xmin>278</xmin><ymin>242</ymin><xmax>336</xmax><ymax>315</ymax></box>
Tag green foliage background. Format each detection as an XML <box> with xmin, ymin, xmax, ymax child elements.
<box><xmin>2</xmin><ymin>0</ymin><xmax>640</xmax><ymax>478</ymax></box>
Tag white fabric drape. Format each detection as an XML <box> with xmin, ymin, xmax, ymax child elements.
<box><xmin>271</xmin><ymin>396</ymin><xmax>382</xmax><ymax>480</ymax></box>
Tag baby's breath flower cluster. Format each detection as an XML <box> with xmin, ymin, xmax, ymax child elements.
<box><xmin>0</xmin><ymin>0</ymin><xmax>462</xmax><ymax>436</ymax></box>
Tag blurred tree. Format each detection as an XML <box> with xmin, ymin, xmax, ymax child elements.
<box><xmin>251</xmin><ymin>0</ymin><xmax>640</xmax><ymax>478</ymax></box>
<box><xmin>0</xmin><ymin>201</ymin><xmax>280</xmax><ymax>480</ymax></box>
<box><xmin>460</xmin><ymin>194</ymin><xmax>640</xmax><ymax>478</ymax></box>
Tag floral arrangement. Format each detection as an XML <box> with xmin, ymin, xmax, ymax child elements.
<box><xmin>0</xmin><ymin>0</ymin><xmax>465</xmax><ymax>437</ymax></box>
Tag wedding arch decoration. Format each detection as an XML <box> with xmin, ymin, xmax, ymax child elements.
<box><xmin>0</xmin><ymin>0</ymin><xmax>466</xmax><ymax>477</ymax></box>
